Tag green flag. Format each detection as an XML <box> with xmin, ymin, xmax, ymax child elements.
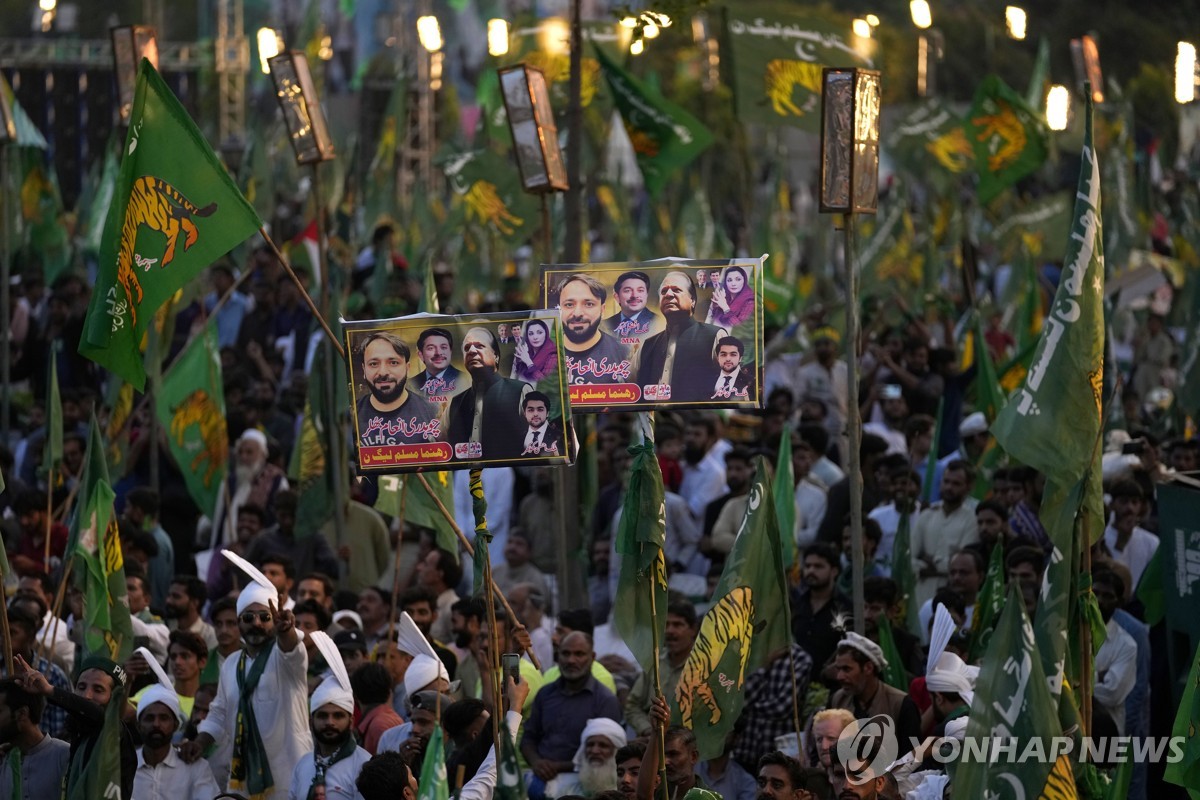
<box><xmin>970</xmin><ymin>311</ymin><xmax>1006</xmax><ymax>423</ymax></box>
<box><xmin>774</xmin><ymin>424</ymin><xmax>796</xmax><ymax>575</ymax></box>
<box><xmin>724</xmin><ymin>3</ymin><xmax>871</xmax><ymax>130</ymax></box>
<box><xmin>72</xmin><ymin>419</ymin><xmax>134</xmax><ymax>663</ymax></box>
<box><xmin>886</xmin><ymin>99</ymin><xmax>974</xmax><ymax>183</ymax></box>
<box><xmin>17</xmin><ymin>147</ymin><xmax>72</xmax><ymax>284</ymax></box>
<box><xmin>375</xmin><ymin>472</ymin><xmax>460</xmax><ymax>562</ymax></box>
<box><xmin>82</xmin><ymin>144</ymin><xmax>120</xmax><ymax>256</ymax></box>
<box><xmin>922</xmin><ymin>397</ymin><xmax>944</xmax><ymax>504</ymax></box>
<box><xmin>991</xmin><ymin>94</ymin><xmax>1105</xmax><ymax>697</ymax></box>
<box><xmin>594</xmin><ymin>44</ymin><xmax>714</xmax><ymax>198</ymax></box>
<box><xmin>79</xmin><ymin>59</ymin><xmax>262</xmax><ymax>391</ymax></box>
<box><xmin>417</xmin><ymin>725</ymin><xmax>449</xmax><ymax>800</ymax></box>
<box><xmin>1134</xmin><ymin>546</ymin><xmax>1164</xmax><ymax>627</ymax></box>
<box><xmin>288</xmin><ymin>339</ymin><xmax>348</xmax><ymax>540</ymax></box>
<box><xmin>955</xmin><ymin>585</ymin><xmax>1076</xmax><ymax>797</ymax></box>
<box><xmin>875</xmin><ymin>618</ymin><xmax>909</xmax><ymax>691</ymax></box>
<box><xmin>964</xmin><ymin>75</ymin><xmax>1050</xmax><ymax>204</ymax></box>
<box><xmin>363</xmin><ymin>75</ymin><xmax>406</xmax><ymax>229</ymax></box>
<box><xmin>613</xmin><ymin>439</ymin><xmax>668</xmax><ymax>669</ymax></box>
<box><xmin>495</xmin><ymin>711</ymin><xmax>528</xmax><ymax>800</ymax></box>
<box><xmin>156</xmin><ymin>323</ymin><xmax>227</xmax><ymax>517</ymax></box>
<box><xmin>1165</xmin><ymin>637</ymin><xmax>1200</xmax><ymax>798</ymax></box>
<box><xmin>989</xmin><ymin>192</ymin><xmax>1073</xmax><ymax>265</ymax></box>
<box><xmin>443</xmin><ymin>148</ymin><xmax>539</xmax><ymax>244</ymax></box>
<box><xmin>1025</xmin><ymin>36</ymin><xmax>1050</xmax><ymax>111</ymax></box>
<box><xmin>967</xmin><ymin>541</ymin><xmax>1005</xmax><ymax>660</ymax></box>
<box><xmin>65</xmin><ymin>681</ymin><xmax>127</xmax><ymax>800</ymax></box>
<box><xmin>673</xmin><ymin>456</ymin><xmax>791</xmax><ymax>759</ymax></box>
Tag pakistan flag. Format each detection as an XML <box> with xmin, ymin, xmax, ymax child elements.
<box><xmin>156</xmin><ymin>322</ymin><xmax>227</xmax><ymax>518</ymax></box>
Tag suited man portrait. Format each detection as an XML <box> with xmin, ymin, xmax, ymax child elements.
<box><xmin>520</xmin><ymin>391</ymin><xmax>563</xmax><ymax>456</ymax></box>
<box><xmin>413</xmin><ymin>327</ymin><xmax>467</xmax><ymax>400</ymax></box>
<box><xmin>635</xmin><ymin>270</ymin><xmax>726</xmax><ymax>402</ymax></box>
<box><xmin>711</xmin><ymin>336</ymin><xmax>752</xmax><ymax>400</ymax></box>
<box><xmin>448</xmin><ymin>327</ymin><xmax>531</xmax><ymax>460</ymax></box>
<box><xmin>602</xmin><ymin>270</ymin><xmax>664</xmax><ymax>340</ymax></box>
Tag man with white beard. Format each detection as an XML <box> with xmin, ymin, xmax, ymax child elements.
<box><xmin>211</xmin><ymin>429</ymin><xmax>288</xmax><ymax>550</ymax></box>
<box><xmin>553</xmin><ymin>718</ymin><xmax>627</xmax><ymax>798</ymax></box>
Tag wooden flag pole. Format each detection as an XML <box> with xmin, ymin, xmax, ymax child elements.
<box><xmin>842</xmin><ymin>212</ymin><xmax>866</xmax><ymax>636</ymax></box>
<box><xmin>415</xmin><ymin>473</ymin><xmax>543</xmax><ymax>671</ymax></box>
<box><xmin>469</xmin><ymin>468</ymin><xmax>504</xmax><ymax>753</ymax></box>
<box><xmin>0</xmin><ymin>565</ymin><xmax>12</xmax><ymax>675</ymax></box>
<box><xmin>384</xmin><ymin>482</ymin><xmax>409</xmax><ymax>652</ymax></box>
<box><xmin>258</xmin><ymin>228</ymin><xmax>345</xmax><ymax>361</ymax></box>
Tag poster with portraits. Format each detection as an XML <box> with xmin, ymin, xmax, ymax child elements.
<box><xmin>344</xmin><ymin>311</ymin><xmax>575</xmax><ymax>473</ymax></box>
<box><xmin>540</xmin><ymin>257</ymin><xmax>765</xmax><ymax>411</ymax></box>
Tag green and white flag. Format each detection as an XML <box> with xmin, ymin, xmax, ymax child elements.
<box><xmin>416</xmin><ymin>725</ymin><xmax>449</xmax><ymax>800</ymax></box>
<box><xmin>1165</xmin><ymin>635</ymin><xmax>1200</xmax><ymax>798</ymax></box>
<box><xmin>673</xmin><ymin>456</ymin><xmax>791</xmax><ymax>759</ymax></box>
<box><xmin>991</xmin><ymin>93</ymin><xmax>1105</xmax><ymax>696</ymax></box>
<box><xmin>967</xmin><ymin>541</ymin><xmax>1005</xmax><ymax>660</ymax></box>
<box><xmin>594</xmin><ymin>44</ymin><xmax>713</xmax><ymax>198</ymax></box>
<box><xmin>613</xmin><ymin>439</ymin><xmax>668</xmax><ymax>668</ymax></box>
<box><xmin>156</xmin><ymin>322</ymin><xmax>227</xmax><ymax>517</ymax></box>
<box><xmin>955</xmin><ymin>585</ymin><xmax>1077</xmax><ymax>797</ymax></box>
<box><xmin>964</xmin><ymin>75</ymin><xmax>1050</xmax><ymax>204</ymax></box>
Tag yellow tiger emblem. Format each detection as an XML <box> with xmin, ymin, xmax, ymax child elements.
<box><xmin>970</xmin><ymin>102</ymin><xmax>1027</xmax><ymax>172</ymax></box>
<box><xmin>675</xmin><ymin>586</ymin><xmax>756</xmax><ymax>727</ymax></box>
<box><xmin>170</xmin><ymin>389</ymin><xmax>228</xmax><ymax>488</ymax></box>
<box><xmin>925</xmin><ymin>128</ymin><xmax>973</xmax><ymax>173</ymax></box>
<box><xmin>464</xmin><ymin>180</ymin><xmax>524</xmax><ymax>236</ymax></box>
<box><xmin>764</xmin><ymin>60</ymin><xmax>823</xmax><ymax>117</ymax></box>
<box><xmin>117</xmin><ymin>177</ymin><xmax>217</xmax><ymax>328</ymax></box>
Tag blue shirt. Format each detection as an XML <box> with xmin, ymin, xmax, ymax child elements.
<box><xmin>520</xmin><ymin>675</ymin><xmax>622</xmax><ymax>762</ymax></box>
<box><xmin>204</xmin><ymin>290</ymin><xmax>251</xmax><ymax>348</ymax></box>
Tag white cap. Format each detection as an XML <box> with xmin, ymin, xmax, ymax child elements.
<box><xmin>943</xmin><ymin>716</ymin><xmax>970</xmax><ymax>741</ymax></box>
<box><xmin>925</xmin><ymin>652</ymin><xmax>975</xmax><ymax>705</ymax></box>
<box><xmin>238</xmin><ymin>428</ymin><xmax>268</xmax><ymax>453</ymax></box>
<box><xmin>332</xmin><ymin>610</ymin><xmax>363</xmax><ymax>630</ymax></box>
<box><xmin>959</xmin><ymin>412</ymin><xmax>988</xmax><ymax>438</ymax></box>
<box><xmin>838</xmin><ymin>631</ymin><xmax>888</xmax><ymax>671</ymax></box>
<box><xmin>236</xmin><ymin>581</ymin><xmax>278</xmax><ymax>616</ymax></box>
<box><xmin>403</xmin><ymin>653</ymin><xmax>449</xmax><ymax>698</ymax></box>
<box><xmin>310</xmin><ymin>675</ymin><xmax>356</xmax><ymax>715</ymax></box>
<box><xmin>136</xmin><ymin>684</ymin><xmax>186</xmax><ymax>726</ymax></box>
<box><xmin>572</xmin><ymin>718</ymin><xmax>627</xmax><ymax>770</ymax></box>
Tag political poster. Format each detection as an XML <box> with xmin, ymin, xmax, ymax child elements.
<box><xmin>344</xmin><ymin>311</ymin><xmax>575</xmax><ymax>472</ymax></box>
<box><xmin>540</xmin><ymin>258</ymin><xmax>765</xmax><ymax>411</ymax></box>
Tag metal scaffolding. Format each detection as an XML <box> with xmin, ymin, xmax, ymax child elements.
<box><xmin>215</xmin><ymin>0</ymin><xmax>248</xmax><ymax>148</ymax></box>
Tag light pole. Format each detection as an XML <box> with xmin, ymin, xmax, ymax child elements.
<box><xmin>0</xmin><ymin>82</ymin><xmax>12</xmax><ymax>448</ymax></box>
<box><xmin>818</xmin><ymin>67</ymin><xmax>881</xmax><ymax>635</ymax></box>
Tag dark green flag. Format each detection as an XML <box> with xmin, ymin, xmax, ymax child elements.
<box><xmin>724</xmin><ymin>3</ymin><xmax>871</xmax><ymax>130</ymax></box>
<box><xmin>672</xmin><ymin>456</ymin><xmax>791</xmax><ymax>760</ymax></box>
<box><xmin>594</xmin><ymin>45</ymin><xmax>713</xmax><ymax>198</ymax></box>
<box><xmin>443</xmin><ymin>148</ymin><xmax>539</xmax><ymax>244</ymax></box>
<box><xmin>375</xmin><ymin>472</ymin><xmax>460</xmax><ymax>563</ymax></box>
<box><xmin>773</xmin><ymin>424</ymin><xmax>796</xmax><ymax>575</ymax></box>
<box><xmin>887</xmin><ymin>99</ymin><xmax>974</xmax><ymax>182</ymax></box>
<box><xmin>1164</xmin><ymin>636</ymin><xmax>1200</xmax><ymax>797</ymax></box>
<box><xmin>79</xmin><ymin>60</ymin><xmax>262</xmax><ymax>391</ymax></box>
<box><xmin>964</xmin><ymin>75</ymin><xmax>1050</xmax><ymax>204</ymax></box>
<box><xmin>955</xmin><ymin>585</ymin><xmax>1077</xmax><ymax>797</ymax></box>
<box><xmin>967</xmin><ymin>541</ymin><xmax>1005</xmax><ymax>660</ymax></box>
<box><xmin>992</xmin><ymin>94</ymin><xmax>1105</xmax><ymax>699</ymax></box>
<box><xmin>416</xmin><ymin>725</ymin><xmax>449</xmax><ymax>800</ymax></box>
<box><xmin>65</xmin><ymin>681</ymin><xmax>127</xmax><ymax>800</ymax></box>
<box><xmin>156</xmin><ymin>322</ymin><xmax>227</xmax><ymax>518</ymax></box>
<box><xmin>989</xmin><ymin>192</ymin><xmax>1073</xmax><ymax>264</ymax></box>
<box><xmin>891</xmin><ymin>509</ymin><xmax>920</xmax><ymax>636</ymax></box>
<box><xmin>875</xmin><ymin>619</ymin><xmax>909</xmax><ymax>691</ymax></box>
<box><xmin>288</xmin><ymin>339</ymin><xmax>348</xmax><ymax>540</ymax></box>
<box><xmin>613</xmin><ymin>439</ymin><xmax>668</xmax><ymax>669</ymax></box>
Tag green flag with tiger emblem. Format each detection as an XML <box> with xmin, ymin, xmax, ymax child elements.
<box><xmin>156</xmin><ymin>321</ymin><xmax>227</xmax><ymax>519</ymax></box>
<box><xmin>613</xmin><ymin>437</ymin><xmax>668</xmax><ymax>669</ymax></box>
<box><xmin>964</xmin><ymin>75</ymin><xmax>1050</xmax><ymax>205</ymax></box>
<box><xmin>672</xmin><ymin>455</ymin><xmax>792</xmax><ymax>760</ymax></box>
<box><xmin>80</xmin><ymin>59</ymin><xmax>262</xmax><ymax>391</ymax></box>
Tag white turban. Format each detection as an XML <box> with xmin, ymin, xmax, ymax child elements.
<box><xmin>943</xmin><ymin>716</ymin><xmax>969</xmax><ymax>741</ymax></box>
<box><xmin>403</xmin><ymin>653</ymin><xmax>450</xmax><ymax>699</ymax></box>
<box><xmin>137</xmin><ymin>684</ymin><xmax>186</xmax><ymax>727</ymax></box>
<box><xmin>238</xmin><ymin>428</ymin><xmax>268</xmax><ymax>453</ymax></box>
<box><xmin>310</xmin><ymin>675</ymin><xmax>356</xmax><ymax>715</ymax></box>
<box><xmin>236</xmin><ymin>581</ymin><xmax>278</xmax><ymax>616</ymax></box>
<box><xmin>925</xmin><ymin>652</ymin><xmax>975</xmax><ymax>705</ymax></box>
<box><xmin>571</xmin><ymin>718</ymin><xmax>628</xmax><ymax>770</ymax></box>
<box><xmin>838</xmin><ymin>631</ymin><xmax>888</xmax><ymax>671</ymax></box>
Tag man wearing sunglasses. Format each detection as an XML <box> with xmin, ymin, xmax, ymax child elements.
<box><xmin>180</xmin><ymin>583</ymin><xmax>312</xmax><ymax>800</ymax></box>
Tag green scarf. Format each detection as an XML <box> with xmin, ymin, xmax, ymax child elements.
<box><xmin>229</xmin><ymin>642</ymin><xmax>275</xmax><ymax>800</ymax></box>
<box><xmin>306</xmin><ymin>736</ymin><xmax>358</xmax><ymax>800</ymax></box>
<box><xmin>65</xmin><ymin>685</ymin><xmax>126</xmax><ymax>800</ymax></box>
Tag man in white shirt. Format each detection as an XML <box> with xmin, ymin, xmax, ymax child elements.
<box><xmin>288</xmin><ymin>670</ymin><xmax>372</xmax><ymax>800</ymax></box>
<box><xmin>1102</xmin><ymin>480</ymin><xmax>1159</xmax><ymax>588</ymax></box>
<box><xmin>862</xmin><ymin>386</ymin><xmax>909</xmax><ymax>456</ymax></box>
<box><xmin>135</xmin><ymin>673</ymin><xmax>220</xmax><ymax>800</ymax></box>
<box><xmin>911</xmin><ymin>461</ymin><xmax>979</xmax><ymax>609</ymax></box>
<box><xmin>181</xmin><ymin>580</ymin><xmax>312</xmax><ymax>799</ymax></box>
<box><xmin>678</xmin><ymin>415</ymin><xmax>728</xmax><ymax>522</ymax></box>
<box><xmin>792</xmin><ymin>425</ymin><xmax>831</xmax><ymax>550</ymax></box>
<box><xmin>1092</xmin><ymin>569</ymin><xmax>1138</xmax><ymax>734</ymax></box>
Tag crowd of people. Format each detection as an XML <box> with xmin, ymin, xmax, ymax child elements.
<box><xmin>0</xmin><ymin>236</ymin><xmax>1192</xmax><ymax>800</ymax></box>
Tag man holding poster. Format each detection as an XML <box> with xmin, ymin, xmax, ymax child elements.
<box><xmin>356</xmin><ymin>333</ymin><xmax>441</xmax><ymax>447</ymax></box>
<box><xmin>555</xmin><ymin>274</ymin><xmax>632</xmax><ymax>385</ymax></box>
<box><xmin>636</xmin><ymin>271</ymin><xmax>725</xmax><ymax>402</ymax></box>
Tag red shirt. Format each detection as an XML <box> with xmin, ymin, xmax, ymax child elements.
<box><xmin>357</xmin><ymin>703</ymin><xmax>405</xmax><ymax>755</ymax></box>
<box><xmin>14</xmin><ymin>522</ymin><xmax>69</xmax><ymax>574</ymax></box>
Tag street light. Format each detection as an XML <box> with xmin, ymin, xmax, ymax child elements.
<box><xmin>865</xmin><ymin>14</ymin><xmax>880</xmax><ymax>27</ymax></box>
<box><xmin>1005</xmin><ymin>6</ymin><xmax>1026</xmax><ymax>40</ymax></box>
<box><xmin>630</xmin><ymin>39</ymin><xmax>644</xmax><ymax>55</ymax></box>
<box><xmin>852</xmin><ymin>18</ymin><xmax>872</xmax><ymax>38</ymax></box>
<box><xmin>111</xmin><ymin>25</ymin><xmax>159</xmax><ymax>125</ymax></box>
<box><xmin>498</xmin><ymin>64</ymin><xmax>569</xmax><ymax>194</ymax></box>
<box><xmin>417</xmin><ymin>15</ymin><xmax>442</xmax><ymax>52</ymax></box>
<box><xmin>1046</xmin><ymin>85</ymin><xmax>1069</xmax><ymax>130</ymax></box>
<box><xmin>488</xmin><ymin>18</ymin><xmax>509</xmax><ymax>57</ymax></box>
<box><xmin>1177</xmin><ymin>42</ymin><xmax>1196</xmax><ymax>104</ymax></box>
<box><xmin>910</xmin><ymin>0</ymin><xmax>932</xmax><ymax>30</ymax></box>
<box><xmin>1070</xmin><ymin>35</ymin><xmax>1104</xmax><ymax>104</ymax></box>
<box><xmin>257</xmin><ymin>27</ymin><xmax>281</xmax><ymax>74</ymax></box>
<box><xmin>267</xmin><ymin>51</ymin><xmax>335</xmax><ymax>164</ymax></box>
